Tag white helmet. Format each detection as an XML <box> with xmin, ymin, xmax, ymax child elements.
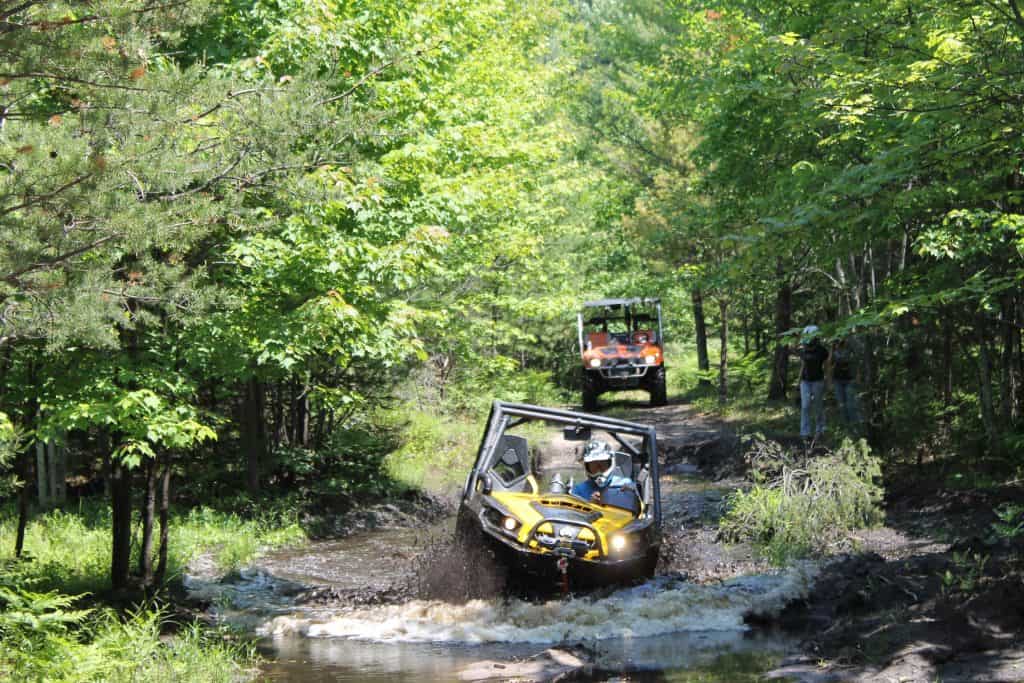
<box><xmin>582</xmin><ymin>440</ymin><xmax>615</xmax><ymax>487</ymax></box>
<box><xmin>802</xmin><ymin>325</ymin><xmax>820</xmax><ymax>342</ymax></box>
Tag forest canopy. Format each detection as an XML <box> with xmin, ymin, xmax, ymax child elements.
<box><xmin>1</xmin><ymin>0</ymin><xmax>1022</xmax><ymax>590</ymax></box>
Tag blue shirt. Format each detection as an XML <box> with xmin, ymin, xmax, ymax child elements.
<box><xmin>571</xmin><ymin>474</ymin><xmax>638</xmax><ymax>513</ymax></box>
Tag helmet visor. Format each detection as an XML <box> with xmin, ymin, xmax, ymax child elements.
<box><xmin>585</xmin><ymin>458</ymin><xmax>612</xmax><ymax>476</ymax></box>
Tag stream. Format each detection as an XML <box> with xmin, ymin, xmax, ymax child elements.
<box><xmin>185</xmin><ymin>519</ymin><xmax>816</xmax><ymax>681</ymax></box>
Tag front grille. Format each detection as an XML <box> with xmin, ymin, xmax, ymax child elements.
<box><xmin>537</xmin><ymin>498</ymin><xmax>591</xmax><ymax>513</ymax></box>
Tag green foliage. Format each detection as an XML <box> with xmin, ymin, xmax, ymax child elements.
<box><xmin>990</xmin><ymin>503</ymin><xmax>1024</xmax><ymax>542</ymax></box>
<box><xmin>313</xmin><ymin>426</ymin><xmax>407</xmax><ymax>501</ymax></box>
<box><xmin>0</xmin><ymin>597</ymin><xmax>257</xmax><ymax>683</ymax></box>
<box><xmin>941</xmin><ymin>551</ymin><xmax>990</xmax><ymax>597</ymax></box>
<box><xmin>0</xmin><ymin>502</ymin><xmax>304</xmax><ymax>593</ymax></box>
<box><xmin>0</xmin><ymin>504</ymin><xmax>270</xmax><ymax>681</ymax></box>
<box><xmin>383</xmin><ymin>408</ymin><xmax>480</xmax><ymax>494</ymax></box>
<box><xmin>446</xmin><ymin>358</ymin><xmax>566</xmax><ymax>415</ymax></box>
<box><xmin>0</xmin><ymin>413</ymin><xmax>22</xmax><ymax>498</ymax></box>
<box><xmin>720</xmin><ymin>437</ymin><xmax>884</xmax><ymax>563</ymax></box>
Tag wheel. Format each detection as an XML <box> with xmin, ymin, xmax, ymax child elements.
<box><xmin>582</xmin><ymin>373</ymin><xmax>599</xmax><ymax>411</ymax></box>
<box><xmin>643</xmin><ymin>547</ymin><xmax>660</xmax><ymax>579</ymax></box>
<box><xmin>649</xmin><ymin>366</ymin><xmax>667</xmax><ymax>406</ymax></box>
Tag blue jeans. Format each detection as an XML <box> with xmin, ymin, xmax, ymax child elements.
<box><xmin>800</xmin><ymin>380</ymin><xmax>826</xmax><ymax>437</ymax></box>
<box><xmin>833</xmin><ymin>380</ymin><xmax>861</xmax><ymax>425</ymax></box>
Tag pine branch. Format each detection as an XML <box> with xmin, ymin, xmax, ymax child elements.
<box><xmin>0</xmin><ymin>173</ymin><xmax>92</xmax><ymax>217</ymax></box>
<box><xmin>2</xmin><ymin>234</ymin><xmax>120</xmax><ymax>283</ymax></box>
<box><xmin>0</xmin><ymin>1</ymin><xmax>41</xmax><ymax>22</ymax></box>
<box><xmin>318</xmin><ymin>60</ymin><xmax>398</xmax><ymax>106</ymax></box>
<box><xmin>183</xmin><ymin>88</ymin><xmax>261</xmax><ymax>124</ymax></box>
<box><xmin>0</xmin><ymin>72</ymin><xmax>148</xmax><ymax>91</ymax></box>
<box><xmin>154</xmin><ymin>152</ymin><xmax>248</xmax><ymax>201</ymax></box>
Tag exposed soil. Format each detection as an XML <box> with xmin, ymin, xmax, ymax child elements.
<box><xmin>614</xmin><ymin>396</ymin><xmax>1024</xmax><ymax>683</ymax></box>
<box><xmin>188</xmin><ymin>396</ymin><xmax>1024</xmax><ymax>682</ymax></box>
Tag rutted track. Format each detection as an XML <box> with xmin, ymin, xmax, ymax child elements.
<box><xmin>184</xmin><ymin>399</ymin><xmax>820</xmax><ymax>681</ymax></box>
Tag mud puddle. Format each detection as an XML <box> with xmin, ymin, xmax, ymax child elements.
<box><xmin>186</xmin><ymin>517</ymin><xmax>815</xmax><ymax>681</ymax></box>
<box><xmin>258</xmin><ymin>630</ymin><xmax>795</xmax><ymax>681</ymax></box>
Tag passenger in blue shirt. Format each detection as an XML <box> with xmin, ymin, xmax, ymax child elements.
<box><xmin>571</xmin><ymin>440</ymin><xmax>638</xmax><ymax>513</ymax></box>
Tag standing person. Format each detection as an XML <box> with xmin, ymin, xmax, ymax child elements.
<box><xmin>831</xmin><ymin>337</ymin><xmax>861</xmax><ymax>428</ymax></box>
<box><xmin>795</xmin><ymin>325</ymin><xmax>829</xmax><ymax>441</ymax></box>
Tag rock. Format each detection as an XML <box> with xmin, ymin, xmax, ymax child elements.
<box><xmin>458</xmin><ymin>647</ymin><xmax>590</xmax><ymax>681</ymax></box>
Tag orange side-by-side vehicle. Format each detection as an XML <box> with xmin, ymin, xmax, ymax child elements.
<box><xmin>578</xmin><ymin>298</ymin><xmax>666</xmax><ymax>410</ymax></box>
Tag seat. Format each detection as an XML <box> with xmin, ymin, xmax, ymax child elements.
<box><xmin>632</xmin><ymin>329</ymin><xmax>653</xmax><ymax>344</ymax></box>
<box><xmin>604</xmin><ymin>451</ymin><xmax>641</xmax><ymax>515</ymax></box>
<box><xmin>612</xmin><ymin>451</ymin><xmax>633</xmax><ymax>480</ymax></box>
<box><xmin>490</xmin><ymin>434</ymin><xmax>531</xmax><ymax>491</ymax></box>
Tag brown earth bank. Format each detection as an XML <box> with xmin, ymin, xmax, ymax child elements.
<box><xmin>179</xmin><ymin>396</ymin><xmax>1024</xmax><ymax>682</ymax></box>
<box><xmin>765</xmin><ymin>481</ymin><xmax>1024</xmax><ymax>683</ymax></box>
<box><xmin>618</xmin><ymin>397</ymin><xmax>1024</xmax><ymax>683</ymax></box>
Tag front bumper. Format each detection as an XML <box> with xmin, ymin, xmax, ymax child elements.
<box><xmin>476</xmin><ymin>505</ymin><xmax>657</xmax><ymax>586</ymax></box>
<box><xmin>596</xmin><ymin>363</ymin><xmax>651</xmax><ymax>380</ymax></box>
<box><xmin>481</xmin><ymin>527</ymin><xmax>657</xmax><ymax>586</ymax></box>
<box><xmin>586</xmin><ymin>365</ymin><xmax>658</xmax><ymax>389</ymax></box>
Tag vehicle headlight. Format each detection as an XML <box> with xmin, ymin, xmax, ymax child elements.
<box><xmin>589</xmin><ymin>358</ymin><xmax>601</xmax><ymax>368</ymax></box>
<box><xmin>610</xmin><ymin>535</ymin><xmax>628</xmax><ymax>552</ymax></box>
<box><xmin>503</xmin><ymin>516</ymin><xmax>519</xmax><ymax>532</ymax></box>
<box><xmin>644</xmin><ymin>355</ymin><xmax>657</xmax><ymax>365</ymax></box>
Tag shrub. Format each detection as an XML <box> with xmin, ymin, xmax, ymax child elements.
<box><xmin>0</xmin><ymin>595</ymin><xmax>257</xmax><ymax>682</ymax></box>
<box><xmin>720</xmin><ymin>436</ymin><xmax>883</xmax><ymax>563</ymax></box>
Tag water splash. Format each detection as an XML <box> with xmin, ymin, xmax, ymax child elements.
<box><xmin>260</xmin><ymin>563</ymin><xmax>819</xmax><ymax>644</ymax></box>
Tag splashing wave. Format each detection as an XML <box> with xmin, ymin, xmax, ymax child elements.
<box><xmin>260</xmin><ymin>563</ymin><xmax>819</xmax><ymax>644</ymax></box>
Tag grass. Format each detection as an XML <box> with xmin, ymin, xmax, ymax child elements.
<box><xmin>0</xmin><ymin>598</ymin><xmax>259</xmax><ymax>682</ymax></box>
<box><xmin>382</xmin><ymin>408</ymin><xmax>482</xmax><ymax>495</ymax></box>
<box><xmin>0</xmin><ymin>499</ymin><xmax>306</xmax><ymax>682</ymax></box>
<box><xmin>382</xmin><ymin>402</ymin><xmax>557</xmax><ymax>496</ymax></box>
<box><xmin>719</xmin><ymin>437</ymin><xmax>884</xmax><ymax>564</ymax></box>
<box><xmin>0</xmin><ymin>499</ymin><xmax>306</xmax><ymax>596</ymax></box>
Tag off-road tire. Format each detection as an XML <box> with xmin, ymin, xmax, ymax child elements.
<box><xmin>649</xmin><ymin>366</ymin><xmax>667</xmax><ymax>406</ymax></box>
<box><xmin>642</xmin><ymin>547</ymin><xmax>660</xmax><ymax>579</ymax></box>
<box><xmin>582</xmin><ymin>373</ymin><xmax>600</xmax><ymax>411</ymax></box>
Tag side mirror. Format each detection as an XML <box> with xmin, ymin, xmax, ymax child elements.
<box><xmin>563</xmin><ymin>424</ymin><xmax>592</xmax><ymax>441</ymax></box>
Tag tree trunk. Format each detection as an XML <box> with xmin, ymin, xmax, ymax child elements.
<box><xmin>272</xmin><ymin>381</ymin><xmax>286</xmax><ymax>449</ymax></box>
<box><xmin>1000</xmin><ymin>295</ymin><xmax>1019</xmax><ymax>424</ymax></box>
<box><xmin>942</xmin><ymin>317</ymin><xmax>954</xmax><ymax>425</ymax></box>
<box><xmin>742</xmin><ymin>308</ymin><xmax>750</xmax><ymax>356</ymax></box>
<box><xmin>14</xmin><ymin>449</ymin><xmax>32</xmax><ymax>558</ymax></box>
<box><xmin>110</xmin><ymin>458</ymin><xmax>133</xmax><ymax>590</ymax></box>
<box><xmin>768</xmin><ymin>279</ymin><xmax>793</xmax><ymax>400</ymax></box>
<box><xmin>862</xmin><ymin>332</ymin><xmax>879</xmax><ymax>439</ymax></box>
<box><xmin>692</xmin><ymin>290</ymin><xmax>711</xmax><ymax>387</ymax></box>
<box><xmin>978</xmin><ymin>334</ymin><xmax>997</xmax><ymax>446</ymax></box>
<box><xmin>313</xmin><ymin>408</ymin><xmax>328</xmax><ymax>449</ymax></box>
<box><xmin>16</xmin><ymin>375</ymin><xmax>39</xmax><ymax>556</ymax></box>
<box><xmin>297</xmin><ymin>385</ymin><xmax>309</xmax><ymax>448</ymax></box>
<box><xmin>138</xmin><ymin>458</ymin><xmax>157</xmax><ymax>587</ymax></box>
<box><xmin>718</xmin><ymin>299</ymin><xmax>729</xmax><ymax>405</ymax></box>
<box><xmin>154</xmin><ymin>458</ymin><xmax>172</xmax><ymax>585</ymax></box>
<box><xmin>242</xmin><ymin>376</ymin><xmax>266</xmax><ymax>495</ymax></box>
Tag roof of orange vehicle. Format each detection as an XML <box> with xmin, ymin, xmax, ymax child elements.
<box><xmin>583</xmin><ymin>297</ymin><xmax>660</xmax><ymax>308</ymax></box>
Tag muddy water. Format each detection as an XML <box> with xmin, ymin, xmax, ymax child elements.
<box><xmin>186</xmin><ymin>518</ymin><xmax>813</xmax><ymax>681</ymax></box>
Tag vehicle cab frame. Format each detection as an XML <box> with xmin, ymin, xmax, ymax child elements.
<box><xmin>457</xmin><ymin>401</ymin><xmax>662</xmax><ymax>587</ymax></box>
<box><xmin>577</xmin><ymin>297</ymin><xmax>667</xmax><ymax>409</ymax></box>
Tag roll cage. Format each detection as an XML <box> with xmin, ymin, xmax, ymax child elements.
<box><xmin>577</xmin><ymin>297</ymin><xmax>664</xmax><ymax>351</ymax></box>
<box><xmin>463</xmin><ymin>401</ymin><xmax>662</xmax><ymax>526</ymax></box>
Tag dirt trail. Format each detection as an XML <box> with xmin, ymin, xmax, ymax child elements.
<box><xmin>612</xmin><ymin>397</ymin><xmax>1024</xmax><ymax>683</ymax></box>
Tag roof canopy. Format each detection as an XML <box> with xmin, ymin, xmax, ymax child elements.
<box><xmin>582</xmin><ymin>297</ymin><xmax>660</xmax><ymax>309</ymax></box>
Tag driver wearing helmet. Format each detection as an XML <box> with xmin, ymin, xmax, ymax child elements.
<box><xmin>571</xmin><ymin>439</ymin><xmax>635</xmax><ymax>507</ymax></box>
